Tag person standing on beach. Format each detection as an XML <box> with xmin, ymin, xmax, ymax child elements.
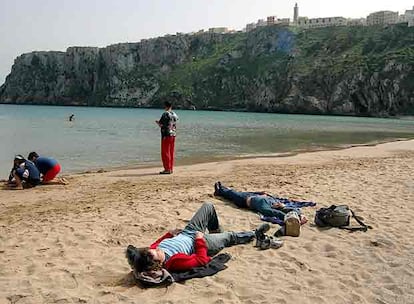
<box><xmin>155</xmin><ymin>101</ymin><xmax>178</xmax><ymax>174</ymax></box>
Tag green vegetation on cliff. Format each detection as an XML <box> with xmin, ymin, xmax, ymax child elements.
<box><xmin>1</xmin><ymin>24</ymin><xmax>413</xmax><ymax>116</ymax></box>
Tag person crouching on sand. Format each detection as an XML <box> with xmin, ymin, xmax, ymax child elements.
<box><xmin>7</xmin><ymin>155</ymin><xmax>41</xmax><ymax>190</ymax></box>
<box><xmin>27</xmin><ymin>152</ymin><xmax>67</xmax><ymax>185</ymax></box>
<box><xmin>126</xmin><ymin>202</ymin><xmax>270</xmax><ymax>273</ymax></box>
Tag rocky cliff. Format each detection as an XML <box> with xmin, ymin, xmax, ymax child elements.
<box><xmin>1</xmin><ymin>24</ymin><xmax>414</xmax><ymax>116</ymax></box>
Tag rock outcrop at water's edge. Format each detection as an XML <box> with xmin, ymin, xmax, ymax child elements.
<box><xmin>1</xmin><ymin>24</ymin><xmax>414</xmax><ymax>116</ymax></box>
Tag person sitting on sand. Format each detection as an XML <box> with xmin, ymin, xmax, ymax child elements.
<box><xmin>7</xmin><ymin>155</ymin><xmax>41</xmax><ymax>190</ymax></box>
<box><xmin>214</xmin><ymin>182</ymin><xmax>309</xmax><ymax>236</ymax></box>
<box><xmin>27</xmin><ymin>152</ymin><xmax>67</xmax><ymax>185</ymax></box>
<box><xmin>126</xmin><ymin>202</ymin><xmax>270</xmax><ymax>273</ymax></box>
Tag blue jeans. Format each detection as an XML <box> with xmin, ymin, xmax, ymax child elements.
<box><xmin>249</xmin><ymin>196</ymin><xmax>301</xmax><ymax>220</ymax></box>
<box><xmin>216</xmin><ymin>186</ymin><xmax>262</xmax><ymax>208</ymax></box>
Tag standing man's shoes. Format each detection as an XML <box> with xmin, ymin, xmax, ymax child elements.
<box><xmin>159</xmin><ymin>170</ymin><xmax>172</xmax><ymax>175</ymax></box>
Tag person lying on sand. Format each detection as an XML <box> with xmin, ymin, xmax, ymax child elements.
<box><xmin>126</xmin><ymin>202</ymin><xmax>270</xmax><ymax>273</ymax></box>
<box><xmin>6</xmin><ymin>155</ymin><xmax>41</xmax><ymax>190</ymax></box>
<box><xmin>27</xmin><ymin>152</ymin><xmax>67</xmax><ymax>185</ymax></box>
<box><xmin>214</xmin><ymin>182</ymin><xmax>309</xmax><ymax>236</ymax></box>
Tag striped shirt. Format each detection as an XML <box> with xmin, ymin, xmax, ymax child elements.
<box><xmin>158</xmin><ymin>231</ymin><xmax>195</xmax><ymax>261</ymax></box>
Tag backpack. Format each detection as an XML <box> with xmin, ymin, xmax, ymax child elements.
<box><xmin>314</xmin><ymin>205</ymin><xmax>371</xmax><ymax>232</ymax></box>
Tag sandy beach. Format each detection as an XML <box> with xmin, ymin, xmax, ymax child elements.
<box><xmin>0</xmin><ymin>140</ymin><xmax>413</xmax><ymax>304</ymax></box>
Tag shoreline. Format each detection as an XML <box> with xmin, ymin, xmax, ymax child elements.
<box><xmin>69</xmin><ymin>136</ymin><xmax>414</xmax><ymax>176</ymax></box>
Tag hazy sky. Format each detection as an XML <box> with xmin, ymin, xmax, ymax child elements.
<box><xmin>1</xmin><ymin>0</ymin><xmax>413</xmax><ymax>84</ymax></box>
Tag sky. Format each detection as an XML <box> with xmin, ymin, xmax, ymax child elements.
<box><xmin>1</xmin><ymin>0</ymin><xmax>413</xmax><ymax>84</ymax></box>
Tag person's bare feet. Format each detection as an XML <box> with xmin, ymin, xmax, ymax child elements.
<box><xmin>58</xmin><ymin>177</ymin><xmax>69</xmax><ymax>185</ymax></box>
<box><xmin>42</xmin><ymin>178</ymin><xmax>69</xmax><ymax>185</ymax></box>
<box><xmin>300</xmin><ymin>216</ymin><xmax>308</xmax><ymax>225</ymax></box>
<box><xmin>7</xmin><ymin>184</ymin><xmax>23</xmax><ymax>190</ymax></box>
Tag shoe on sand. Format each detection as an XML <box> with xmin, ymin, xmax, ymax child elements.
<box><xmin>285</xmin><ymin>211</ymin><xmax>301</xmax><ymax>237</ymax></box>
<box><xmin>159</xmin><ymin>170</ymin><xmax>172</xmax><ymax>175</ymax></box>
<box><xmin>274</xmin><ymin>227</ymin><xmax>285</xmax><ymax>238</ymax></box>
<box><xmin>254</xmin><ymin>223</ymin><xmax>270</xmax><ymax>247</ymax></box>
<box><xmin>259</xmin><ymin>236</ymin><xmax>284</xmax><ymax>250</ymax></box>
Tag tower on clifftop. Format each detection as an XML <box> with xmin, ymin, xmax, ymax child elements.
<box><xmin>294</xmin><ymin>3</ymin><xmax>299</xmax><ymax>23</ymax></box>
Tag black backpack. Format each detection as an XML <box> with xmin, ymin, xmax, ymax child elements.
<box><xmin>314</xmin><ymin>205</ymin><xmax>372</xmax><ymax>232</ymax></box>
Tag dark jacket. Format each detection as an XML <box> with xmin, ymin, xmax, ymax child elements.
<box><xmin>159</xmin><ymin>111</ymin><xmax>178</xmax><ymax>138</ymax></box>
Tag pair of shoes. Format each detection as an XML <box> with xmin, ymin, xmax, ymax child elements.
<box><xmin>159</xmin><ymin>170</ymin><xmax>172</xmax><ymax>175</ymax></box>
<box><xmin>214</xmin><ymin>181</ymin><xmax>222</xmax><ymax>195</ymax></box>
<box><xmin>284</xmin><ymin>211</ymin><xmax>301</xmax><ymax>237</ymax></box>
<box><xmin>274</xmin><ymin>227</ymin><xmax>285</xmax><ymax>238</ymax></box>
<box><xmin>259</xmin><ymin>236</ymin><xmax>284</xmax><ymax>250</ymax></box>
<box><xmin>254</xmin><ymin>223</ymin><xmax>270</xmax><ymax>247</ymax></box>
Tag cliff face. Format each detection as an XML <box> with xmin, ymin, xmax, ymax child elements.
<box><xmin>1</xmin><ymin>24</ymin><xmax>414</xmax><ymax>116</ymax></box>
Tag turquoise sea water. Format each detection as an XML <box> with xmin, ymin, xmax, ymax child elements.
<box><xmin>0</xmin><ymin>104</ymin><xmax>413</xmax><ymax>177</ymax></box>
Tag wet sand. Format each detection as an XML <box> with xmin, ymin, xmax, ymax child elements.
<box><xmin>0</xmin><ymin>140</ymin><xmax>413</xmax><ymax>304</ymax></box>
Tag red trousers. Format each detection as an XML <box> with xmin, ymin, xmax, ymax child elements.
<box><xmin>43</xmin><ymin>163</ymin><xmax>61</xmax><ymax>182</ymax></box>
<box><xmin>161</xmin><ymin>136</ymin><xmax>176</xmax><ymax>172</ymax></box>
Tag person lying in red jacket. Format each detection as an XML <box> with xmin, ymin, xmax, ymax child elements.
<box><xmin>126</xmin><ymin>202</ymin><xmax>269</xmax><ymax>273</ymax></box>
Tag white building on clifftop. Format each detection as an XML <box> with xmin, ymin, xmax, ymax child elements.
<box><xmin>243</xmin><ymin>3</ymin><xmax>413</xmax><ymax>32</ymax></box>
<box><xmin>403</xmin><ymin>6</ymin><xmax>414</xmax><ymax>26</ymax></box>
<box><xmin>297</xmin><ymin>16</ymin><xmax>347</xmax><ymax>28</ymax></box>
<box><xmin>257</xmin><ymin>19</ymin><xmax>267</xmax><ymax>27</ymax></box>
<box><xmin>293</xmin><ymin>3</ymin><xmax>346</xmax><ymax>28</ymax></box>
<box><xmin>367</xmin><ymin>11</ymin><xmax>399</xmax><ymax>25</ymax></box>
<box><xmin>347</xmin><ymin>18</ymin><xmax>367</xmax><ymax>26</ymax></box>
<box><xmin>267</xmin><ymin>16</ymin><xmax>277</xmax><ymax>25</ymax></box>
<box><xmin>208</xmin><ymin>27</ymin><xmax>229</xmax><ymax>34</ymax></box>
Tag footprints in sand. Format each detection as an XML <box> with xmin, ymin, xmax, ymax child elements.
<box><xmin>49</xmin><ymin>269</ymin><xmax>79</xmax><ymax>290</ymax></box>
<box><xmin>1</xmin><ymin>150</ymin><xmax>414</xmax><ymax>303</ymax></box>
<box><xmin>322</xmin><ymin>243</ymin><xmax>338</xmax><ymax>258</ymax></box>
<box><xmin>6</xmin><ymin>294</ymin><xmax>28</xmax><ymax>304</ymax></box>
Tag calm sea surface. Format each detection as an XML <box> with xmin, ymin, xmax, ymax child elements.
<box><xmin>0</xmin><ymin>104</ymin><xmax>413</xmax><ymax>177</ymax></box>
